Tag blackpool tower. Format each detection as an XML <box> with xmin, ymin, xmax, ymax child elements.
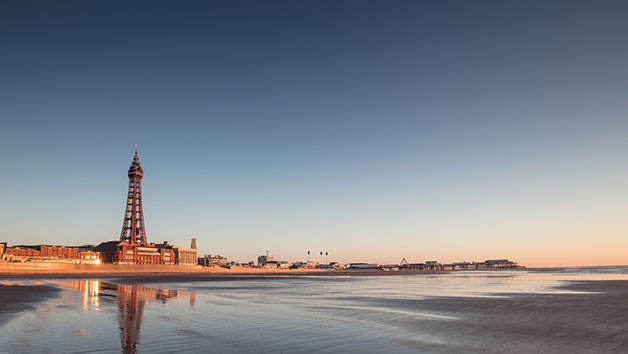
<box><xmin>120</xmin><ymin>150</ymin><xmax>147</xmax><ymax>244</ymax></box>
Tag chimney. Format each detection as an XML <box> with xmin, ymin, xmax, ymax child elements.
<box><xmin>191</xmin><ymin>238</ymin><xmax>197</xmax><ymax>249</ymax></box>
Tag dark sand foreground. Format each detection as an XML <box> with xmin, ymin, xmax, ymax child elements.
<box><xmin>0</xmin><ymin>276</ymin><xmax>626</xmax><ymax>353</ymax></box>
<box><xmin>327</xmin><ymin>280</ymin><xmax>628</xmax><ymax>353</ymax></box>
<box><xmin>0</xmin><ymin>283</ymin><xmax>61</xmax><ymax>327</ymax></box>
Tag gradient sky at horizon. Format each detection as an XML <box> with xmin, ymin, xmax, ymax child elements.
<box><xmin>1</xmin><ymin>0</ymin><xmax>627</xmax><ymax>267</ymax></box>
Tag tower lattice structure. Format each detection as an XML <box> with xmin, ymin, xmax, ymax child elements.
<box><xmin>120</xmin><ymin>151</ymin><xmax>147</xmax><ymax>244</ymax></box>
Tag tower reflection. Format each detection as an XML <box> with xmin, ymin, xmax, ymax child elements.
<box><xmin>56</xmin><ymin>280</ymin><xmax>196</xmax><ymax>354</ymax></box>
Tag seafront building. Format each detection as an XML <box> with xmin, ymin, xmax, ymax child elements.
<box><xmin>93</xmin><ymin>151</ymin><xmax>197</xmax><ymax>265</ymax></box>
<box><xmin>0</xmin><ymin>151</ymin><xmax>197</xmax><ymax>266</ymax></box>
<box><xmin>256</xmin><ymin>253</ymin><xmax>290</xmax><ymax>269</ymax></box>
<box><xmin>257</xmin><ymin>253</ymin><xmax>273</xmax><ymax>266</ymax></box>
<box><xmin>0</xmin><ymin>244</ymin><xmax>100</xmax><ymax>264</ymax></box>
<box><xmin>172</xmin><ymin>245</ymin><xmax>198</xmax><ymax>265</ymax></box>
<box><xmin>198</xmin><ymin>254</ymin><xmax>228</xmax><ymax>267</ymax></box>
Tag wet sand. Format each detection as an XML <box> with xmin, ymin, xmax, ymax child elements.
<box><xmin>0</xmin><ymin>283</ymin><xmax>61</xmax><ymax>327</ymax></box>
<box><xmin>1</xmin><ymin>275</ymin><xmax>626</xmax><ymax>353</ymax></box>
<box><xmin>325</xmin><ymin>280</ymin><xmax>628</xmax><ymax>353</ymax></box>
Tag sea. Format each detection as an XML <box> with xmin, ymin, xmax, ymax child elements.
<box><xmin>1</xmin><ymin>266</ymin><xmax>627</xmax><ymax>354</ymax></box>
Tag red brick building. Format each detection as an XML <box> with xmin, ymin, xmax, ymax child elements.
<box><xmin>93</xmin><ymin>151</ymin><xmax>197</xmax><ymax>266</ymax></box>
<box><xmin>1</xmin><ymin>152</ymin><xmax>197</xmax><ymax>267</ymax></box>
<box><xmin>1</xmin><ymin>245</ymin><xmax>100</xmax><ymax>264</ymax></box>
<box><xmin>94</xmin><ymin>241</ymin><xmax>175</xmax><ymax>265</ymax></box>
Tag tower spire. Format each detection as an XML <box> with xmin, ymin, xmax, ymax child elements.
<box><xmin>120</xmin><ymin>150</ymin><xmax>147</xmax><ymax>244</ymax></box>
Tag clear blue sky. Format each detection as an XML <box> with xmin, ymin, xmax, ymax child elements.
<box><xmin>1</xmin><ymin>0</ymin><xmax>627</xmax><ymax>266</ymax></box>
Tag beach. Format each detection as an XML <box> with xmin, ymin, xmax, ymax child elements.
<box><xmin>1</xmin><ymin>269</ymin><xmax>627</xmax><ymax>353</ymax></box>
<box><xmin>0</xmin><ymin>283</ymin><xmax>61</xmax><ymax>328</ymax></box>
<box><xmin>345</xmin><ymin>280</ymin><xmax>628</xmax><ymax>353</ymax></box>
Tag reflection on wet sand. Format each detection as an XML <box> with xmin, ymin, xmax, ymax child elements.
<box><xmin>3</xmin><ymin>271</ymin><xmax>627</xmax><ymax>354</ymax></box>
<box><xmin>55</xmin><ymin>280</ymin><xmax>195</xmax><ymax>353</ymax></box>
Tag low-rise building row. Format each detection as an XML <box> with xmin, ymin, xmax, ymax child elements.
<box><xmin>0</xmin><ymin>244</ymin><xmax>100</xmax><ymax>264</ymax></box>
<box><xmin>0</xmin><ymin>238</ymin><xmax>198</xmax><ymax>266</ymax></box>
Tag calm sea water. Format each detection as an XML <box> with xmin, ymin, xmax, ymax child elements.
<box><xmin>1</xmin><ymin>267</ymin><xmax>627</xmax><ymax>354</ymax></box>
